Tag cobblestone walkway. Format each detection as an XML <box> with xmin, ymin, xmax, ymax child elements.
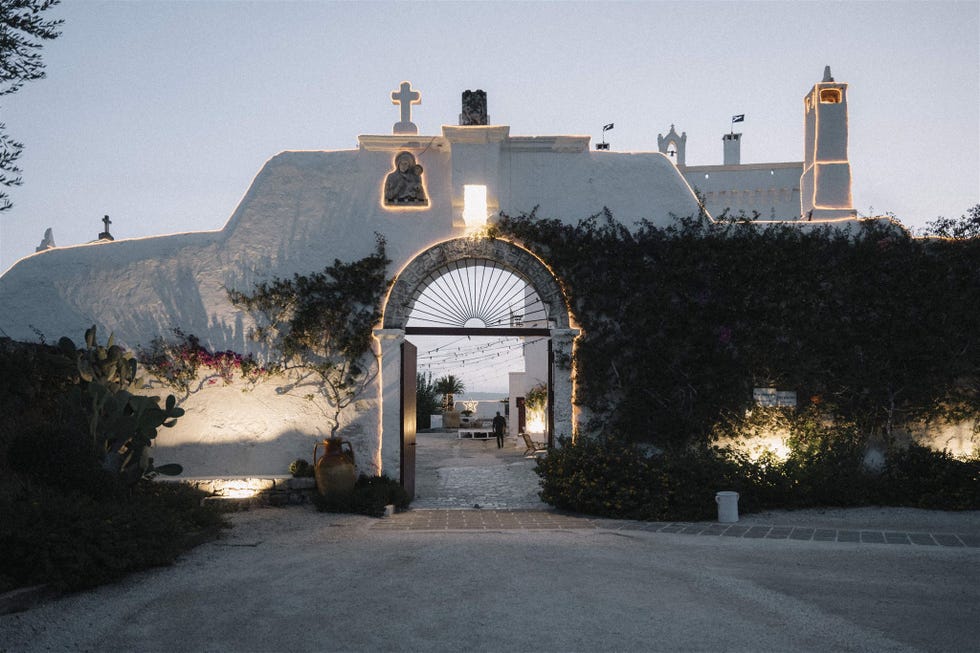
<box><xmin>404</xmin><ymin>432</ymin><xmax>979</xmax><ymax>547</ymax></box>
<box><xmin>410</xmin><ymin>461</ymin><xmax>547</xmax><ymax>510</ymax></box>
<box><xmin>374</xmin><ymin>509</ymin><xmax>980</xmax><ymax>547</ymax></box>
<box><xmin>411</xmin><ymin>432</ymin><xmax>547</xmax><ymax>510</ymax></box>
<box><xmin>598</xmin><ymin>519</ymin><xmax>980</xmax><ymax>547</ymax></box>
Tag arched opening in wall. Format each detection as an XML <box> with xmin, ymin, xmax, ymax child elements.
<box><xmin>407</xmin><ymin>259</ymin><xmax>552</xmax><ymax>508</ymax></box>
<box><xmin>379</xmin><ymin>237</ymin><xmax>575</xmax><ymax>508</ymax></box>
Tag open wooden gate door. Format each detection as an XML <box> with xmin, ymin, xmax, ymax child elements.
<box><xmin>400</xmin><ymin>340</ymin><xmax>417</xmax><ymax>499</ymax></box>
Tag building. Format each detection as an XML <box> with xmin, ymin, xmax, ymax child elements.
<box><xmin>662</xmin><ymin>66</ymin><xmax>855</xmax><ymax>221</ymax></box>
<box><xmin>0</xmin><ymin>68</ymin><xmax>863</xmax><ymax>489</ymax></box>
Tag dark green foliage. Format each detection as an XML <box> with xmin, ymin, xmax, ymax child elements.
<box><xmin>0</xmin><ymin>334</ymin><xmax>216</xmax><ymax>594</ymax></box>
<box><xmin>0</xmin><ymin>0</ymin><xmax>63</xmax><ymax>210</ymax></box>
<box><xmin>496</xmin><ymin>209</ymin><xmax>980</xmax><ymax>448</ymax></box>
<box><xmin>416</xmin><ymin>372</ymin><xmax>440</xmax><ymax>430</ymax></box>
<box><xmin>535</xmin><ymin>435</ymin><xmax>978</xmax><ymax>521</ymax></box>
<box><xmin>919</xmin><ymin>204</ymin><xmax>980</xmax><ymax>240</ymax></box>
<box><xmin>289</xmin><ymin>458</ymin><xmax>313</xmax><ymax>478</ymax></box>
<box><xmin>779</xmin><ymin>413</ymin><xmax>872</xmax><ymax>507</ymax></box>
<box><xmin>1</xmin><ymin>330</ymin><xmax>183</xmax><ymax>486</ymax></box>
<box><xmin>0</xmin><ymin>337</ymin><xmax>80</xmax><ymax>471</ymax></box>
<box><xmin>879</xmin><ymin>445</ymin><xmax>979</xmax><ymax>510</ymax></box>
<box><xmin>434</xmin><ymin>374</ymin><xmax>465</xmax><ymax>411</ymax></box>
<box><xmin>312</xmin><ymin>474</ymin><xmax>410</xmax><ymax>517</ymax></box>
<box><xmin>536</xmin><ymin>437</ymin><xmax>766</xmax><ymax>521</ymax></box>
<box><xmin>0</xmin><ymin>480</ymin><xmax>227</xmax><ymax>592</ymax></box>
<box><xmin>59</xmin><ymin>326</ymin><xmax>184</xmax><ymax>483</ymax></box>
<box><xmin>7</xmin><ymin>423</ymin><xmax>123</xmax><ymax>498</ymax></box>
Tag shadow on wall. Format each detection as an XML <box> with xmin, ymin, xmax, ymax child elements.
<box><xmin>104</xmin><ymin>263</ymin><xmax>256</xmax><ymax>353</ymax></box>
<box><xmin>153</xmin><ymin>423</ymin><xmax>375</xmax><ymax>479</ymax></box>
<box><xmin>157</xmin><ymin>431</ymin><xmax>376</xmax><ymax>479</ymax></box>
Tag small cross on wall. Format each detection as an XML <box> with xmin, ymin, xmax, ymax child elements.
<box><xmin>98</xmin><ymin>214</ymin><xmax>114</xmax><ymax>241</ymax></box>
<box><xmin>391</xmin><ymin>81</ymin><xmax>421</xmax><ymax>135</ymax></box>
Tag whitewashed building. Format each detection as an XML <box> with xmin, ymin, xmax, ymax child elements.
<box><xmin>0</xmin><ymin>68</ymin><xmax>865</xmax><ymax>489</ymax></box>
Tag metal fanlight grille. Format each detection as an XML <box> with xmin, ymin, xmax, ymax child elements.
<box><xmin>406</xmin><ymin>259</ymin><xmax>548</xmax><ymax>329</ymax></box>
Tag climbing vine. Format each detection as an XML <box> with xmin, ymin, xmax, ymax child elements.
<box><xmin>138</xmin><ymin>328</ymin><xmax>275</xmax><ymax>398</ymax></box>
<box><xmin>495</xmin><ymin>207</ymin><xmax>980</xmax><ymax>449</ymax></box>
<box><xmin>227</xmin><ymin>235</ymin><xmax>392</xmax><ymax>438</ymax></box>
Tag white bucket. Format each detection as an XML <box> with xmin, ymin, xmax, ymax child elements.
<box><xmin>715</xmin><ymin>491</ymin><xmax>740</xmax><ymax>523</ymax></box>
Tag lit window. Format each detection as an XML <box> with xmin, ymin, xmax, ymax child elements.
<box><xmin>463</xmin><ymin>185</ymin><xmax>488</xmax><ymax>227</ymax></box>
<box><xmin>820</xmin><ymin>88</ymin><xmax>842</xmax><ymax>103</ymax></box>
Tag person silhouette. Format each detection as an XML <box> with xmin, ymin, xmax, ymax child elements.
<box><xmin>492</xmin><ymin>411</ymin><xmax>507</xmax><ymax>449</ymax></box>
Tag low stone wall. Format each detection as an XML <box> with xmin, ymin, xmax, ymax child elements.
<box><xmin>159</xmin><ymin>475</ymin><xmax>317</xmax><ymax>507</ymax></box>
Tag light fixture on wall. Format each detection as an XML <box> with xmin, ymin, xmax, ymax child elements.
<box><xmin>463</xmin><ymin>184</ymin><xmax>488</xmax><ymax>228</ymax></box>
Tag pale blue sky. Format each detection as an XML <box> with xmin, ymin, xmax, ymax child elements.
<box><xmin>1</xmin><ymin>0</ymin><xmax>977</xmax><ymax>272</ymax></box>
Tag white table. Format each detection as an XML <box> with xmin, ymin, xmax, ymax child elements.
<box><xmin>456</xmin><ymin>428</ymin><xmax>494</xmax><ymax>440</ymax></box>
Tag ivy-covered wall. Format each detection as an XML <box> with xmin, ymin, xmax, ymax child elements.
<box><xmin>496</xmin><ymin>210</ymin><xmax>980</xmax><ymax>452</ymax></box>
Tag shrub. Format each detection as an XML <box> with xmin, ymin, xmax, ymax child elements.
<box><xmin>312</xmin><ymin>474</ymin><xmax>410</xmax><ymax>517</ymax></box>
<box><xmin>535</xmin><ymin>437</ymin><xmax>765</xmax><ymax>521</ymax></box>
<box><xmin>780</xmin><ymin>415</ymin><xmax>874</xmax><ymax>507</ymax></box>
<box><xmin>288</xmin><ymin>458</ymin><xmax>314</xmax><ymax>478</ymax></box>
<box><xmin>878</xmin><ymin>445</ymin><xmax>979</xmax><ymax>510</ymax></box>
<box><xmin>0</xmin><ymin>480</ymin><xmax>227</xmax><ymax>592</ymax></box>
<box><xmin>535</xmin><ymin>435</ymin><xmax>978</xmax><ymax>521</ymax></box>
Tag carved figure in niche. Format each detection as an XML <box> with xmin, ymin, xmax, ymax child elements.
<box><xmin>384</xmin><ymin>151</ymin><xmax>427</xmax><ymax>205</ymax></box>
<box><xmin>460</xmin><ymin>89</ymin><xmax>487</xmax><ymax>126</ymax></box>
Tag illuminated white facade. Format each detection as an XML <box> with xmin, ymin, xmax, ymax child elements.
<box><xmin>0</xmin><ymin>70</ymin><xmax>865</xmax><ymax>479</ymax></box>
<box><xmin>662</xmin><ymin>66</ymin><xmax>856</xmax><ymax>221</ymax></box>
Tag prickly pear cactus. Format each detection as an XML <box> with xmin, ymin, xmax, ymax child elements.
<box><xmin>66</xmin><ymin>326</ymin><xmax>183</xmax><ymax>482</ymax></box>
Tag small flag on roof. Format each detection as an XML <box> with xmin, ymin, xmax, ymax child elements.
<box><xmin>732</xmin><ymin>114</ymin><xmax>745</xmax><ymax>123</ymax></box>
<box><xmin>602</xmin><ymin>123</ymin><xmax>614</xmax><ymax>131</ymax></box>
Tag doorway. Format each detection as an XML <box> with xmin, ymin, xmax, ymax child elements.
<box><xmin>376</xmin><ymin>237</ymin><xmax>578</xmax><ymax>499</ymax></box>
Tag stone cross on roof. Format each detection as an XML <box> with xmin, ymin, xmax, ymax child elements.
<box><xmin>391</xmin><ymin>81</ymin><xmax>421</xmax><ymax>135</ymax></box>
<box><xmin>99</xmin><ymin>214</ymin><xmax>114</xmax><ymax>241</ymax></box>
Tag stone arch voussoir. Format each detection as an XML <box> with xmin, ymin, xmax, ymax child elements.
<box><xmin>382</xmin><ymin>238</ymin><xmax>569</xmax><ymax>329</ymax></box>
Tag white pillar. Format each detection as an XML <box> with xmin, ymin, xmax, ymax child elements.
<box><xmin>373</xmin><ymin>328</ymin><xmax>405</xmax><ymax>478</ymax></box>
<box><xmin>550</xmin><ymin>328</ymin><xmax>579</xmax><ymax>444</ymax></box>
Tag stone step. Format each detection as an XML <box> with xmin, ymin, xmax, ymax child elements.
<box><xmin>159</xmin><ymin>475</ymin><xmax>317</xmax><ymax>506</ymax></box>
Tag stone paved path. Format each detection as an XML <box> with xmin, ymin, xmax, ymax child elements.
<box><xmin>411</xmin><ymin>431</ymin><xmax>547</xmax><ymax>510</ymax></box>
<box><xmin>375</xmin><ymin>509</ymin><xmax>980</xmax><ymax>547</ymax></box>
<box><xmin>404</xmin><ymin>431</ymin><xmax>979</xmax><ymax>547</ymax></box>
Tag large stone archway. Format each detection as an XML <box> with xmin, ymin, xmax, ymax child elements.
<box><xmin>374</xmin><ymin>237</ymin><xmax>578</xmax><ymax>495</ymax></box>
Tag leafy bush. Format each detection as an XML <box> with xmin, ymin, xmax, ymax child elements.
<box><xmin>312</xmin><ymin>474</ymin><xmax>410</xmax><ymax>517</ymax></box>
<box><xmin>0</xmin><ymin>480</ymin><xmax>227</xmax><ymax>592</ymax></box>
<box><xmin>496</xmin><ymin>209</ymin><xmax>980</xmax><ymax>449</ymax></box>
<box><xmin>416</xmin><ymin>372</ymin><xmax>441</xmax><ymax>430</ymax></box>
<box><xmin>289</xmin><ymin>458</ymin><xmax>314</xmax><ymax>478</ymax></box>
<box><xmin>535</xmin><ymin>437</ymin><xmax>762</xmax><ymax>521</ymax></box>
<box><xmin>0</xmin><ymin>334</ymin><xmax>224</xmax><ymax>594</ymax></box>
<box><xmin>535</xmin><ymin>435</ymin><xmax>978</xmax><ymax>521</ymax></box>
<box><xmin>7</xmin><ymin>423</ymin><xmax>125</xmax><ymax>499</ymax></box>
<box><xmin>878</xmin><ymin>445</ymin><xmax>979</xmax><ymax>510</ymax></box>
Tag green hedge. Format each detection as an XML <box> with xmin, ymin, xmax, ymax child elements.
<box><xmin>312</xmin><ymin>474</ymin><xmax>410</xmax><ymax>517</ymax></box>
<box><xmin>0</xmin><ymin>481</ymin><xmax>227</xmax><ymax>592</ymax></box>
<box><xmin>496</xmin><ymin>209</ymin><xmax>980</xmax><ymax>449</ymax></box>
<box><xmin>535</xmin><ymin>437</ymin><xmax>978</xmax><ymax>521</ymax></box>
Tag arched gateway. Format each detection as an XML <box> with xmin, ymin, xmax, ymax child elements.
<box><xmin>374</xmin><ymin>237</ymin><xmax>578</xmax><ymax>497</ymax></box>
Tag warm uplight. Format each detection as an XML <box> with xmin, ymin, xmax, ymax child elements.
<box><xmin>526</xmin><ymin>408</ymin><xmax>547</xmax><ymax>435</ymax></box>
<box><xmin>208</xmin><ymin>478</ymin><xmax>270</xmax><ymax>499</ymax></box>
<box><xmin>463</xmin><ymin>185</ymin><xmax>488</xmax><ymax>227</ymax></box>
<box><xmin>223</xmin><ymin>488</ymin><xmax>259</xmax><ymax>499</ymax></box>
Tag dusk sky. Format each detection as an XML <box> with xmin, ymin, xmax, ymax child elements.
<box><xmin>1</xmin><ymin>0</ymin><xmax>977</xmax><ymax>273</ymax></box>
